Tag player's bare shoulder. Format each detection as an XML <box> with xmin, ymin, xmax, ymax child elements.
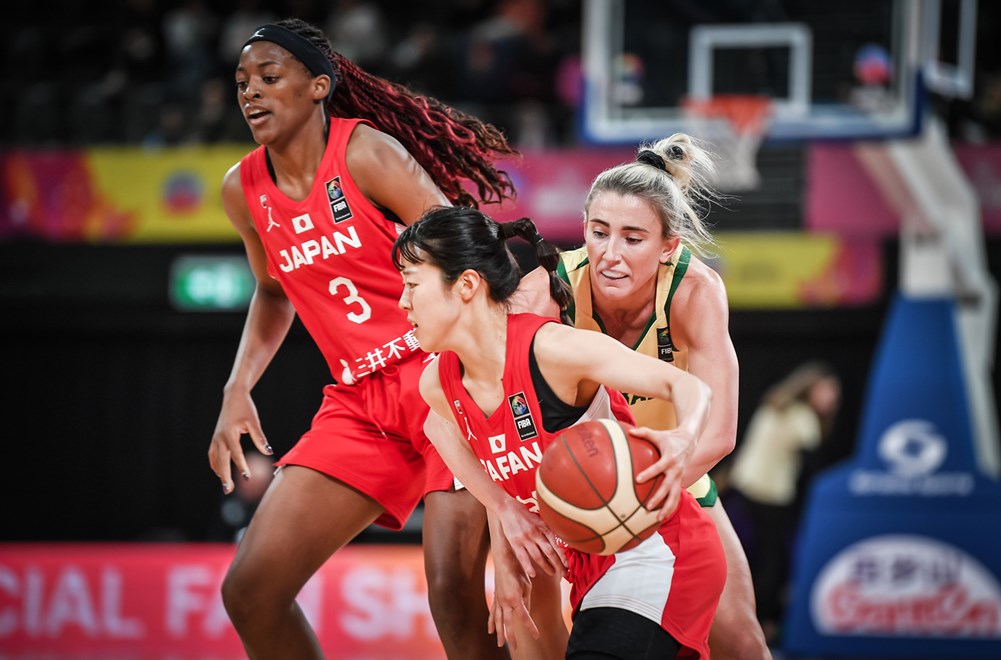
<box><xmin>346</xmin><ymin>123</ymin><xmax>408</xmax><ymax>170</ymax></box>
<box><xmin>672</xmin><ymin>255</ymin><xmax>728</xmax><ymax>312</ymax></box>
<box><xmin>220</xmin><ymin>162</ymin><xmax>254</xmax><ymax>232</ymax></box>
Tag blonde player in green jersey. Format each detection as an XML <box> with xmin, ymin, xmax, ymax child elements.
<box><xmin>550</xmin><ymin>133</ymin><xmax>772</xmax><ymax>659</ymax></box>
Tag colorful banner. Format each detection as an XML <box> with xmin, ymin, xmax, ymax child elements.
<box><xmin>806</xmin><ymin>142</ymin><xmax>1001</xmax><ymax>236</ymax></box>
<box><xmin>5</xmin><ymin>142</ymin><xmax>1001</xmax><ymax>244</ymax></box>
<box><xmin>0</xmin><ymin>147</ymin><xmax>639</xmax><ymax>244</ymax></box>
<box><xmin>0</xmin><ymin>147</ymin><xmax>247</xmax><ymax>243</ymax></box>
<box><xmin>480</xmin><ymin>147</ymin><xmax>634</xmax><ymax>242</ymax></box>
<box><xmin>0</xmin><ymin>544</ymin><xmax>444</xmax><ymax>659</ymax></box>
<box><xmin>710</xmin><ymin>232</ymin><xmax>882</xmax><ymax>308</ymax></box>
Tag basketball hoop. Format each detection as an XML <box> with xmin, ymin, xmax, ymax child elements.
<box><xmin>681</xmin><ymin>95</ymin><xmax>772</xmax><ymax>191</ymax></box>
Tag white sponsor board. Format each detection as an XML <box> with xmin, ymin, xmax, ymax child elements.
<box><xmin>811</xmin><ymin>535</ymin><xmax>1001</xmax><ymax>637</ymax></box>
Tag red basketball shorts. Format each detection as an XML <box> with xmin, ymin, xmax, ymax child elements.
<box><xmin>566</xmin><ymin>492</ymin><xmax>726</xmax><ymax>658</ymax></box>
<box><xmin>277</xmin><ymin>351</ymin><xmax>454</xmax><ymax>530</ymax></box>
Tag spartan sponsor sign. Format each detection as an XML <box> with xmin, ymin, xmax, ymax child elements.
<box><xmin>811</xmin><ymin>536</ymin><xmax>1001</xmax><ymax>637</ymax></box>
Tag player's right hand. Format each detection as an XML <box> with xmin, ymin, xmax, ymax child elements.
<box><xmin>208</xmin><ymin>388</ymin><xmax>273</xmax><ymax>494</ymax></box>
<box><xmin>496</xmin><ymin>497</ymin><xmax>567</xmax><ymax>578</ymax></box>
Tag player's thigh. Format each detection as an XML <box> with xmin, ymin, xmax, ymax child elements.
<box><xmin>227</xmin><ymin>465</ymin><xmax>383</xmax><ymax>598</ymax></box>
<box><xmin>422</xmin><ymin>488</ymin><xmax>491</xmax><ymax>584</ymax></box>
<box><xmin>705</xmin><ymin>499</ymin><xmax>759</xmax><ymax>625</ymax></box>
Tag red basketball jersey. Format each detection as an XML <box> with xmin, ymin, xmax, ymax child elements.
<box><xmin>437</xmin><ymin>313</ymin><xmax>579</xmax><ymax>510</ymax></box>
<box><xmin>437</xmin><ymin>313</ymin><xmax>724</xmax><ymax>657</ymax></box>
<box><xmin>239</xmin><ymin>118</ymin><xmax>422</xmax><ymax>383</ymax></box>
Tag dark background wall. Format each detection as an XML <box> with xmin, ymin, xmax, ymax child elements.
<box><xmin>5</xmin><ymin>237</ymin><xmax>998</xmax><ymax>544</ymax></box>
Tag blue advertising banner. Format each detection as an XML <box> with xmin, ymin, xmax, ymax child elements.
<box><xmin>784</xmin><ymin>295</ymin><xmax>1001</xmax><ymax>657</ymax></box>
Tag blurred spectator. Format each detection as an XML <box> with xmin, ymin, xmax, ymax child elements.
<box><xmin>724</xmin><ymin>361</ymin><xmax>841</xmax><ymax>645</ymax></box>
<box><xmin>453</xmin><ymin>0</ymin><xmax>562</xmax><ymax>145</ymax></box>
<box><xmin>388</xmin><ymin>21</ymin><xmax>453</xmax><ymax>98</ymax></box>
<box><xmin>208</xmin><ymin>452</ymin><xmax>275</xmax><ymax>544</ymax></box>
<box><xmin>193</xmin><ymin>78</ymin><xmax>249</xmax><ymax>143</ymax></box>
<box><xmin>142</xmin><ymin>103</ymin><xmax>191</xmax><ymax>148</ymax></box>
<box><xmin>324</xmin><ymin>0</ymin><xmax>388</xmax><ymax>71</ymax></box>
<box><xmin>218</xmin><ymin>0</ymin><xmax>277</xmax><ymax>66</ymax></box>
<box><xmin>162</xmin><ymin>0</ymin><xmax>219</xmax><ymax>107</ymax></box>
<box><xmin>101</xmin><ymin>0</ymin><xmax>164</xmax><ymax>100</ymax></box>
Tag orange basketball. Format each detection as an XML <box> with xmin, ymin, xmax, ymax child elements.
<box><xmin>535</xmin><ymin>418</ymin><xmax>664</xmax><ymax>555</ymax></box>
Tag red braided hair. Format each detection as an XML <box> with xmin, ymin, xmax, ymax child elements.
<box><xmin>276</xmin><ymin>18</ymin><xmax>518</xmax><ymax>208</ymax></box>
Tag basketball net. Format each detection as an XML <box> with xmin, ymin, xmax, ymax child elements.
<box><xmin>681</xmin><ymin>95</ymin><xmax>771</xmax><ymax>191</ymax></box>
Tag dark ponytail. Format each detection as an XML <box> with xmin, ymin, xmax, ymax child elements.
<box><xmin>393</xmin><ymin>208</ymin><xmax>571</xmax><ymax>323</ymax></box>
<box><xmin>272</xmin><ymin>18</ymin><xmax>518</xmax><ymax>209</ymax></box>
<box><xmin>499</xmin><ymin>218</ymin><xmax>572</xmax><ymax>325</ymax></box>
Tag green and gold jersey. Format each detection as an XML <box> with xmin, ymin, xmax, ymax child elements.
<box><xmin>558</xmin><ymin>245</ymin><xmax>691</xmax><ymax>429</ymax></box>
<box><xmin>558</xmin><ymin>245</ymin><xmax>715</xmax><ymax>504</ymax></box>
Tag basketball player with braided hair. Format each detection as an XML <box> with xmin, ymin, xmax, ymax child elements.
<box><xmin>208</xmin><ymin>18</ymin><xmax>520</xmax><ymax>658</ymax></box>
<box><xmin>555</xmin><ymin>133</ymin><xmax>772</xmax><ymax>659</ymax></box>
<box><xmin>395</xmin><ymin>206</ymin><xmax>726</xmax><ymax>659</ymax></box>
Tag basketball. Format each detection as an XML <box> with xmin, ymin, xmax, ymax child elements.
<box><xmin>535</xmin><ymin>418</ymin><xmax>664</xmax><ymax>555</ymax></box>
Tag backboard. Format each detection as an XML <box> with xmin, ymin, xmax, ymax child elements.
<box><xmin>580</xmin><ymin>0</ymin><xmax>969</xmax><ymax>144</ymax></box>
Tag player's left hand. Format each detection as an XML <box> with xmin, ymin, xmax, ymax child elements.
<box><xmin>487</xmin><ymin>557</ymin><xmax>539</xmax><ymax>650</ymax></box>
<box><xmin>631</xmin><ymin>426</ymin><xmax>695</xmax><ymax>520</ymax></box>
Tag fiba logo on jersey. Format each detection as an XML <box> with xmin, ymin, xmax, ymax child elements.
<box><xmin>508</xmin><ymin>392</ymin><xmax>538</xmax><ymax>441</ymax></box>
<box><xmin>325</xmin><ymin>176</ymin><xmax>354</xmax><ymax>223</ymax></box>
<box><xmin>656</xmin><ymin>327</ymin><xmax>674</xmax><ymax>362</ymax></box>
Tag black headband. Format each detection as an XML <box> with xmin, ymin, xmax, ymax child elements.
<box><xmin>244</xmin><ymin>24</ymin><xmax>336</xmax><ymax>98</ymax></box>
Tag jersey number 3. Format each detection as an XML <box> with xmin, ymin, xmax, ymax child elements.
<box><xmin>329</xmin><ymin>276</ymin><xmax>372</xmax><ymax>324</ymax></box>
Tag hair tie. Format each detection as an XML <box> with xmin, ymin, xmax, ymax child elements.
<box><xmin>244</xmin><ymin>24</ymin><xmax>336</xmax><ymax>99</ymax></box>
<box><xmin>522</xmin><ymin>219</ymin><xmax>545</xmax><ymax>246</ymax></box>
<box><xmin>637</xmin><ymin>149</ymin><xmax>668</xmax><ymax>173</ymax></box>
<box><xmin>502</xmin><ymin>218</ymin><xmax>544</xmax><ymax>245</ymax></box>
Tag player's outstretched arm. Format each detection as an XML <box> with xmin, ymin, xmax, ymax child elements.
<box><xmin>535</xmin><ymin>323</ymin><xmax>713</xmax><ymax>519</ymax></box>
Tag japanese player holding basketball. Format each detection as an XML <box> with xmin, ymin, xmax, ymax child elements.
<box><xmin>554</xmin><ymin>134</ymin><xmax>771</xmax><ymax>659</ymax></box>
<box><xmin>395</xmin><ymin>207</ymin><xmax>726</xmax><ymax>659</ymax></box>
<box><xmin>208</xmin><ymin>18</ymin><xmax>520</xmax><ymax>659</ymax></box>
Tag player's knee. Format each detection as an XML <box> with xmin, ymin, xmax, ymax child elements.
<box><xmin>221</xmin><ymin>569</ymin><xmax>252</xmax><ymax>627</ymax></box>
<box><xmin>221</xmin><ymin>565</ymin><xmax>276</xmax><ymax>629</ymax></box>
<box><xmin>426</xmin><ymin>568</ymin><xmax>479</xmax><ymax>619</ymax></box>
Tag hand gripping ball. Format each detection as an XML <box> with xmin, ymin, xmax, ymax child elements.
<box><xmin>535</xmin><ymin>418</ymin><xmax>663</xmax><ymax>555</ymax></box>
